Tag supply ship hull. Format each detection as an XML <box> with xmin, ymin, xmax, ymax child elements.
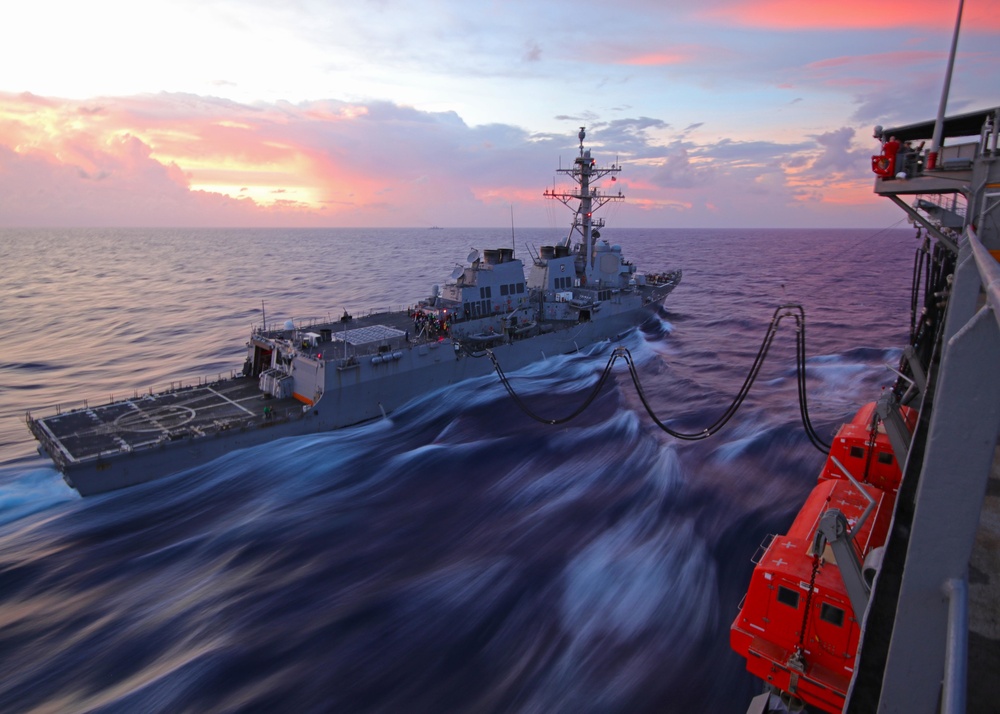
<box><xmin>730</xmin><ymin>91</ymin><xmax>1000</xmax><ymax>712</ymax></box>
<box><xmin>26</xmin><ymin>127</ymin><xmax>681</xmax><ymax>496</ymax></box>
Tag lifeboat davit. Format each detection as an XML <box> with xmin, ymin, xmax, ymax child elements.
<box><xmin>730</xmin><ymin>401</ymin><xmax>916</xmax><ymax>712</ymax></box>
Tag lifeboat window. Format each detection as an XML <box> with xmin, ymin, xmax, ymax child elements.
<box><xmin>776</xmin><ymin>586</ymin><xmax>799</xmax><ymax>609</ymax></box>
<box><xmin>850</xmin><ymin>446</ymin><xmax>865</xmax><ymax>459</ymax></box>
<box><xmin>820</xmin><ymin>603</ymin><xmax>845</xmax><ymax>627</ymax></box>
<box><xmin>877</xmin><ymin>452</ymin><xmax>894</xmax><ymax>465</ymax></box>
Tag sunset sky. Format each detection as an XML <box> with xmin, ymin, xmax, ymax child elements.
<box><xmin>1</xmin><ymin>0</ymin><xmax>997</xmax><ymax>229</ymax></box>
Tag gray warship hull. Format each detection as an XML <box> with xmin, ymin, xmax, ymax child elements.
<box><xmin>28</xmin><ymin>276</ymin><xmax>679</xmax><ymax>496</ymax></box>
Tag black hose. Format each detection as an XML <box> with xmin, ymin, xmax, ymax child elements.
<box><xmin>479</xmin><ymin>304</ymin><xmax>832</xmax><ymax>453</ymax></box>
<box><xmin>484</xmin><ymin>348</ymin><xmax>622</xmax><ymax>425</ymax></box>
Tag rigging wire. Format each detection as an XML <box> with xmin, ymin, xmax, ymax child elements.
<box><xmin>840</xmin><ymin>217</ymin><xmax>908</xmax><ymax>255</ymax></box>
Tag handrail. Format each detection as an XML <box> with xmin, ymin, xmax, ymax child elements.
<box><xmin>25</xmin><ymin>369</ymin><xmax>244</xmax><ymax>419</ymax></box>
<box><xmin>942</xmin><ymin>577</ymin><xmax>968</xmax><ymax>714</ymax></box>
<box><xmin>966</xmin><ymin>226</ymin><xmax>1000</xmax><ymax>333</ymax></box>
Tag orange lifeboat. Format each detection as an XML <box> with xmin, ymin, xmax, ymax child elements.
<box><xmin>730</xmin><ymin>401</ymin><xmax>914</xmax><ymax>712</ymax></box>
<box><xmin>817</xmin><ymin>401</ymin><xmax>916</xmax><ymax>493</ymax></box>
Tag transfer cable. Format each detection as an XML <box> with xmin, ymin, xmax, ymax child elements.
<box><xmin>481</xmin><ymin>304</ymin><xmax>832</xmax><ymax>453</ymax></box>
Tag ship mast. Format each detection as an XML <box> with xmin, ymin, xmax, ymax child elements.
<box><xmin>543</xmin><ymin>127</ymin><xmax>624</xmax><ymax>275</ymax></box>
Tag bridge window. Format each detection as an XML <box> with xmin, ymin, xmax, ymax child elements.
<box><xmin>517</xmin><ymin>283</ymin><xmax>524</xmax><ymax>294</ymax></box>
<box><xmin>820</xmin><ymin>603</ymin><xmax>845</xmax><ymax>627</ymax></box>
<box><xmin>500</xmin><ymin>284</ymin><xmax>509</xmax><ymax>296</ymax></box>
<box><xmin>777</xmin><ymin>586</ymin><xmax>799</xmax><ymax>609</ymax></box>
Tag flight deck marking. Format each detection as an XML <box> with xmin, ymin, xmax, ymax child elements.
<box><xmin>113</xmin><ymin>403</ymin><xmax>196</xmax><ymax>433</ymax></box>
<box><xmin>205</xmin><ymin>386</ymin><xmax>256</xmax><ymax>416</ymax></box>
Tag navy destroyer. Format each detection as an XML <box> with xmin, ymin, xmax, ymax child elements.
<box><xmin>26</xmin><ymin>128</ymin><xmax>681</xmax><ymax>496</ymax></box>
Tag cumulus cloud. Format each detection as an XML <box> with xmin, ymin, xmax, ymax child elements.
<box><xmin>0</xmin><ymin>141</ymin><xmax>262</xmax><ymax>227</ymax></box>
<box><xmin>646</xmin><ymin>142</ymin><xmax>714</xmax><ymax>189</ymax></box>
<box><xmin>0</xmin><ymin>91</ymin><xmax>898</xmax><ymax>229</ymax></box>
<box><xmin>809</xmin><ymin>127</ymin><xmax>862</xmax><ymax>173</ymax></box>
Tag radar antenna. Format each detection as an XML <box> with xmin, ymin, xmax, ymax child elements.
<box><xmin>543</xmin><ymin>126</ymin><xmax>625</xmax><ymax>276</ymax></box>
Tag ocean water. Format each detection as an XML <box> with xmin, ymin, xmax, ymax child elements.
<box><xmin>0</xmin><ymin>226</ymin><xmax>915</xmax><ymax>712</ymax></box>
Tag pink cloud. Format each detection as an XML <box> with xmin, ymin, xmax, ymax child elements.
<box><xmin>808</xmin><ymin>50</ymin><xmax>948</xmax><ymax>71</ymax></box>
<box><xmin>0</xmin><ymin>93</ymin><xmax>553</xmax><ymax>227</ymax></box>
<box><xmin>695</xmin><ymin>0</ymin><xmax>1000</xmax><ymax>32</ymax></box>
<box><xmin>619</xmin><ymin>51</ymin><xmax>691</xmax><ymax>67</ymax></box>
<box><xmin>0</xmin><ymin>91</ymin><xmax>900</xmax><ymax>230</ymax></box>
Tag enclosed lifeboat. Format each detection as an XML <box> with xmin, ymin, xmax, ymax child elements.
<box><xmin>730</xmin><ymin>400</ymin><xmax>916</xmax><ymax>712</ymax></box>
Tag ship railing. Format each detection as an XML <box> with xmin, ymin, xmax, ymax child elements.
<box><xmin>969</xmin><ymin>226</ymin><xmax>1000</xmax><ymax>331</ymax></box>
<box><xmin>915</xmin><ymin>192</ymin><xmax>967</xmax><ymax>227</ymax></box>
<box><xmin>751</xmin><ymin>533</ymin><xmax>776</xmax><ymax>565</ymax></box>
<box><xmin>254</xmin><ymin>306</ymin><xmax>418</xmax><ymax>335</ymax></box>
<box><xmin>24</xmin><ymin>368</ymin><xmax>246</xmax><ymax>420</ymax></box>
<box><xmin>857</xmin><ymin>224</ymin><xmax>1000</xmax><ymax>712</ymax></box>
